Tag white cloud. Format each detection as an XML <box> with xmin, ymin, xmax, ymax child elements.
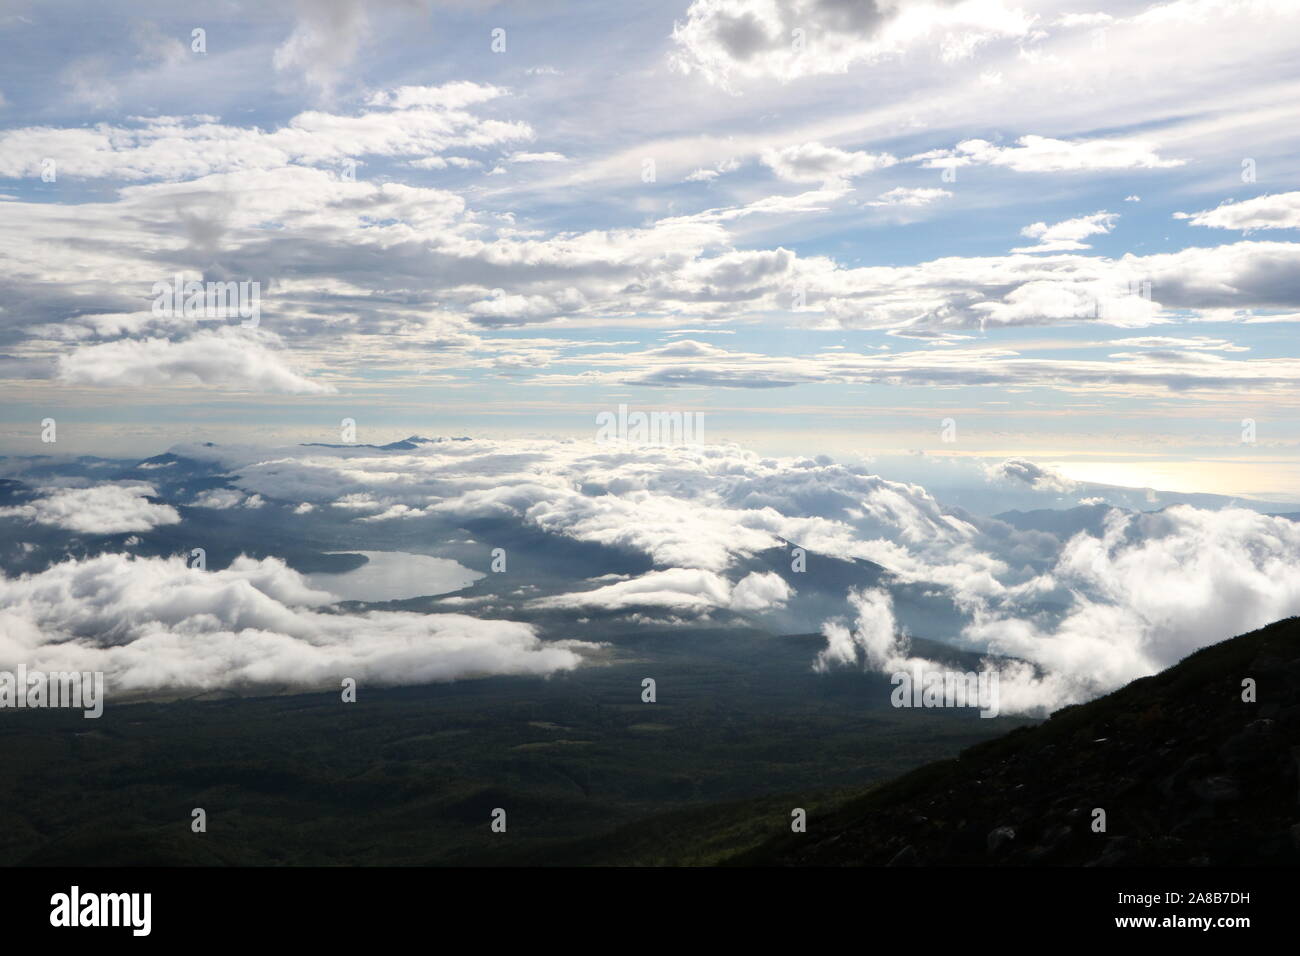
<box><xmin>729</xmin><ymin>570</ymin><xmax>794</xmax><ymax>610</ymax></box>
<box><xmin>177</xmin><ymin>437</ymin><xmax>989</xmax><ymax>592</ymax></box>
<box><xmin>1109</xmin><ymin>335</ymin><xmax>1248</xmax><ymax>352</ymax></box>
<box><xmin>1176</xmin><ymin>191</ymin><xmax>1300</xmax><ymax>231</ymax></box>
<box><xmin>816</xmin><ymin>587</ymin><xmax>1076</xmax><ymax>714</ymax></box>
<box><xmin>407</xmin><ymin>156</ymin><xmax>482</xmax><ymax>170</ymax></box>
<box><xmin>915</xmin><ymin>135</ymin><xmax>1183</xmax><ymax>172</ymax></box>
<box><xmin>0</xmin><ymin>553</ymin><xmax>597</xmax><ymax>692</ymax></box>
<box><xmin>274</xmin><ymin>0</ymin><xmax>371</xmax><ymax>94</ymax></box>
<box><xmin>762</xmin><ymin>141</ymin><xmax>896</xmax><ymax>184</ymax></box>
<box><xmin>806</xmin><ymin>239</ymin><xmax>1300</xmax><ymax>333</ymax></box>
<box><xmin>0</xmin><ymin>83</ymin><xmax>526</xmax><ymax>181</ymax></box>
<box><xmin>813</xmin><ymin>504</ymin><xmax>1300</xmax><ymax>714</ymax></box>
<box><xmin>984</xmin><ymin>457</ymin><xmax>1077</xmax><ymax>493</ymax></box>
<box><xmin>536</xmin><ymin>333</ymin><xmax>1300</xmax><ymax>395</ymax></box>
<box><xmin>1056</xmin><ymin>12</ymin><xmax>1113</xmax><ymax>27</ymax></box>
<box><xmin>815</xmin><ymin>587</ymin><xmax>901</xmax><ymax>673</ymax></box>
<box><xmin>963</xmin><ymin>506</ymin><xmax>1300</xmax><ymax>707</ymax></box>
<box><xmin>57</xmin><ymin>328</ymin><xmax>334</xmax><ymax>395</ymax></box>
<box><xmin>1013</xmin><ymin>210</ymin><xmax>1116</xmax><ymax>252</ymax></box>
<box><xmin>529</xmin><ymin>567</ymin><xmax>791</xmax><ymax>613</ymax></box>
<box><xmin>367</xmin><ymin>82</ymin><xmax>507</xmax><ymax>110</ymax></box>
<box><xmin>685</xmin><ymin>158</ymin><xmax>741</xmax><ymax>182</ymax></box>
<box><xmin>191</xmin><ymin>488</ymin><xmax>266</xmax><ymax>510</ymax></box>
<box><xmin>866</xmin><ymin>186</ymin><xmax>952</xmax><ymax>207</ymax></box>
<box><xmin>670</xmin><ymin>0</ymin><xmax>1037</xmax><ymax>89</ymax></box>
<box><xmin>508</xmin><ymin>151</ymin><xmax>568</xmax><ymax>163</ymax></box>
<box><xmin>0</xmin><ymin>484</ymin><xmax>179</xmax><ymax>534</ymax></box>
<box><xmin>29</xmin><ymin>437</ymin><xmax>1295</xmax><ymax>715</ymax></box>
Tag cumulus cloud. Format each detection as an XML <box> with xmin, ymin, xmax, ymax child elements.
<box><xmin>814</xmin><ymin>503</ymin><xmax>1300</xmax><ymax>714</ymax></box>
<box><xmin>761</xmin><ymin>141</ymin><xmax>896</xmax><ymax>184</ymax></box>
<box><xmin>1013</xmin><ymin>210</ymin><xmax>1116</xmax><ymax>252</ymax></box>
<box><xmin>1176</xmin><ymin>191</ymin><xmax>1300</xmax><ymax>231</ymax></box>
<box><xmin>816</xmin><ymin>587</ymin><xmax>1075</xmax><ymax>715</ymax></box>
<box><xmin>730</xmin><ymin>569</ymin><xmax>795</xmax><ymax>610</ymax></box>
<box><xmin>0</xmin><ymin>483</ymin><xmax>179</xmax><ymax>534</ymax></box>
<box><xmin>984</xmin><ymin>458</ymin><xmax>1078</xmax><ymax>493</ymax></box>
<box><xmin>962</xmin><ymin>506</ymin><xmax>1300</xmax><ymax>706</ymax></box>
<box><xmin>0</xmin><ymin>553</ymin><xmax>597</xmax><ymax>693</ymax></box>
<box><xmin>670</xmin><ymin>0</ymin><xmax>1036</xmax><ymax>88</ymax></box>
<box><xmin>815</xmin><ymin>586</ymin><xmax>902</xmax><ymax>673</ymax></box>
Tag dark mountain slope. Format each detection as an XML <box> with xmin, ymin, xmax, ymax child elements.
<box><xmin>732</xmin><ymin>616</ymin><xmax>1300</xmax><ymax>866</ymax></box>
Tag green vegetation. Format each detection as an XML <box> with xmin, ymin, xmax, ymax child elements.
<box><xmin>0</xmin><ymin>628</ymin><xmax>1028</xmax><ymax>866</ymax></box>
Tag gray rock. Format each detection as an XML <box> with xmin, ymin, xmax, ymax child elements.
<box><xmin>1191</xmin><ymin>775</ymin><xmax>1241</xmax><ymax>805</ymax></box>
<box><xmin>987</xmin><ymin>825</ymin><xmax>1016</xmax><ymax>854</ymax></box>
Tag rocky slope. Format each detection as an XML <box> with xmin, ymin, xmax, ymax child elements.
<box><xmin>735</xmin><ymin>617</ymin><xmax>1300</xmax><ymax>865</ymax></box>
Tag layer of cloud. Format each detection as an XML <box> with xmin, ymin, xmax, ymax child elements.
<box><xmin>57</xmin><ymin>328</ymin><xmax>334</xmax><ymax>394</ymax></box>
<box><xmin>0</xmin><ymin>82</ymin><xmax>525</xmax><ymax>180</ymax></box>
<box><xmin>915</xmin><ymin>135</ymin><xmax>1183</xmax><ymax>173</ymax></box>
<box><xmin>0</xmin><ymin>483</ymin><xmax>180</xmax><ymax>534</ymax></box>
<box><xmin>0</xmin><ymin>552</ymin><xmax>597</xmax><ymax>693</ymax></box>
<box><xmin>8</xmin><ymin>436</ymin><xmax>1300</xmax><ymax>715</ymax></box>
<box><xmin>531</xmin><ymin>568</ymin><xmax>793</xmax><ymax>612</ymax></box>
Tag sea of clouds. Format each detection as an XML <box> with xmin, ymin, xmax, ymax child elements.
<box><xmin>2</xmin><ymin>437</ymin><xmax>1299</xmax><ymax>712</ymax></box>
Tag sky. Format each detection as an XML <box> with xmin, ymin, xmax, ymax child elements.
<box><xmin>2</xmin><ymin>0</ymin><xmax>1300</xmax><ymax>500</ymax></box>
